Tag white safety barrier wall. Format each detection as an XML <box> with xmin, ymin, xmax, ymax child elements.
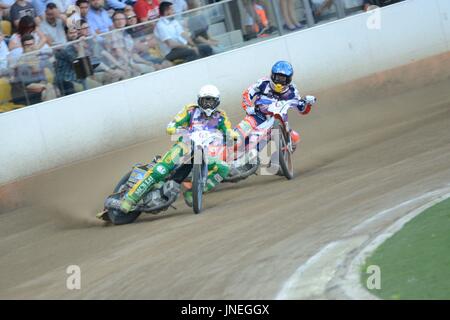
<box><xmin>1</xmin><ymin>0</ymin><xmax>449</xmax><ymax>185</ymax></box>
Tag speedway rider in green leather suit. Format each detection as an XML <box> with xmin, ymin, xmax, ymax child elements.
<box><xmin>120</xmin><ymin>85</ymin><xmax>238</xmax><ymax>213</ymax></box>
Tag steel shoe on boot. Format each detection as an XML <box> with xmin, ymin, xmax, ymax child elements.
<box><xmin>183</xmin><ymin>190</ymin><xmax>193</xmax><ymax>207</ymax></box>
<box><xmin>120</xmin><ymin>196</ymin><xmax>137</xmax><ymax>213</ymax></box>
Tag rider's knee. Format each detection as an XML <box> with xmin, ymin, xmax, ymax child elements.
<box><xmin>152</xmin><ymin>163</ymin><xmax>171</xmax><ymax>181</ymax></box>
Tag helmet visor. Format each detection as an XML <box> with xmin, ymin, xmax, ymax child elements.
<box><xmin>271</xmin><ymin>73</ymin><xmax>290</xmax><ymax>86</ymax></box>
<box><xmin>200</xmin><ymin>97</ymin><xmax>219</xmax><ymax>110</ymax></box>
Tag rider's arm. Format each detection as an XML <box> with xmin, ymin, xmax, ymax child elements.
<box><xmin>166</xmin><ymin>104</ymin><xmax>194</xmax><ymax>134</ymax></box>
<box><xmin>218</xmin><ymin>110</ymin><xmax>239</xmax><ymax>140</ymax></box>
<box><xmin>290</xmin><ymin>84</ymin><xmax>315</xmax><ymax>115</ymax></box>
<box><xmin>242</xmin><ymin>78</ymin><xmax>266</xmax><ymax>114</ymax></box>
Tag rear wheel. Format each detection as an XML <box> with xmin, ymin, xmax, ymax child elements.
<box><xmin>107</xmin><ymin>171</ymin><xmax>142</xmax><ymax>225</ymax></box>
<box><xmin>277</xmin><ymin>123</ymin><xmax>294</xmax><ymax>180</ymax></box>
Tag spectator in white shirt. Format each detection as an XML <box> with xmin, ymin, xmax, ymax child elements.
<box><xmin>0</xmin><ymin>31</ymin><xmax>9</xmax><ymax>74</ymax></box>
<box><xmin>154</xmin><ymin>1</ymin><xmax>211</xmax><ymax>63</ymax></box>
<box><xmin>40</xmin><ymin>2</ymin><xmax>68</xmax><ymax>46</ymax></box>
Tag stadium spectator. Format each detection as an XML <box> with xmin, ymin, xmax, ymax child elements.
<box><xmin>279</xmin><ymin>0</ymin><xmax>303</xmax><ymax>30</ymax></box>
<box><xmin>125</xmin><ymin>6</ymin><xmax>149</xmax><ymax>37</ymax></box>
<box><xmin>123</xmin><ymin>8</ymin><xmax>172</xmax><ymax>70</ymax></box>
<box><xmin>105</xmin><ymin>11</ymin><xmax>154</xmax><ymax>74</ymax></box>
<box><xmin>8</xmin><ymin>15</ymin><xmax>49</xmax><ymax>66</ymax></box>
<box><xmin>53</xmin><ymin>25</ymin><xmax>82</xmax><ymax>95</ymax></box>
<box><xmin>154</xmin><ymin>1</ymin><xmax>211</xmax><ymax>63</ymax></box>
<box><xmin>362</xmin><ymin>0</ymin><xmax>375</xmax><ymax>10</ymax></box>
<box><xmin>110</xmin><ymin>10</ymin><xmax>134</xmax><ymax>48</ymax></box>
<box><xmin>310</xmin><ymin>0</ymin><xmax>335</xmax><ymax>20</ymax></box>
<box><xmin>40</xmin><ymin>2</ymin><xmax>68</xmax><ymax>46</ymax></box>
<box><xmin>48</xmin><ymin>0</ymin><xmax>73</xmax><ymax>13</ymax></box>
<box><xmin>0</xmin><ymin>0</ymin><xmax>15</xmax><ymax>19</ymax></box>
<box><xmin>54</xmin><ymin>25</ymin><xmax>100</xmax><ymax>95</ymax></box>
<box><xmin>363</xmin><ymin>0</ymin><xmax>403</xmax><ymax>9</ymax></box>
<box><xmin>125</xmin><ymin>4</ymin><xmax>155</xmax><ymax>38</ymax></box>
<box><xmin>105</xmin><ymin>0</ymin><xmax>130</xmax><ymax>10</ymax></box>
<box><xmin>75</xmin><ymin>18</ymin><xmax>112</xmax><ymax>81</ymax></box>
<box><xmin>77</xmin><ymin>17</ymin><xmax>90</xmax><ymax>37</ymax></box>
<box><xmin>30</xmin><ymin>0</ymin><xmax>46</xmax><ymax>19</ymax></box>
<box><xmin>66</xmin><ymin>0</ymin><xmax>89</xmax><ymax>25</ymax></box>
<box><xmin>123</xmin><ymin>3</ymin><xmax>134</xmax><ymax>16</ymax></box>
<box><xmin>254</xmin><ymin>0</ymin><xmax>275</xmax><ymax>34</ymax></box>
<box><xmin>66</xmin><ymin>0</ymin><xmax>90</xmax><ymax>31</ymax></box>
<box><xmin>0</xmin><ymin>31</ymin><xmax>9</xmax><ymax>75</ymax></box>
<box><xmin>186</xmin><ymin>0</ymin><xmax>223</xmax><ymax>54</ymax></box>
<box><xmin>240</xmin><ymin>0</ymin><xmax>273</xmax><ymax>39</ymax></box>
<box><xmin>133</xmin><ymin>0</ymin><xmax>159</xmax><ymax>22</ymax></box>
<box><xmin>10</xmin><ymin>34</ymin><xmax>57</xmax><ymax>105</ymax></box>
<box><xmin>241</xmin><ymin>0</ymin><xmax>258</xmax><ymax>38</ymax></box>
<box><xmin>170</xmin><ymin>0</ymin><xmax>186</xmax><ymax>15</ymax></box>
<box><xmin>137</xmin><ymin>33</ymin><xmax>173</xmax><ymax>70</ymax></box>
<box><xmin>86</xmin><ymin>0</ymin><xmax>113</xmax><ymax>34</ymax></box>
<box><xmin>9</xmin><ymin>0</ymin><xmax>39</xmax><ymax>30</ymax></box>
<box><xmin>76</xmin><ymin>0</ymin><xmax>89</xmax><ymax>19</ymax></box>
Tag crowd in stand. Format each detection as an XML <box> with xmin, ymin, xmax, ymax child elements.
<box><xmin>0</xmin><ymin>0</ymin><xmax>403</xmax><ymax>107</ymax></box>
<box><xmin>0</xmin><ymin>0</ymin><xmax>207</xmax><ymax>103</ymax></box>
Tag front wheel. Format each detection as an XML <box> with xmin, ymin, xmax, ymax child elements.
<box><xmin>191</xmin><ymin>162</ymin><xmax>204</xmax><ymax>214</ymax></box>
<box><xmin>107</xmin><ymin>171</ymin><xmax>142</xmax><ymax>225</ymax></box>
<box><xmin>277</xmin><ymin>124</ymin><xmax>294</xmax><ymax>180</ymax></box>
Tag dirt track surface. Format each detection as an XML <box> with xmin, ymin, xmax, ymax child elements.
<box><xmin>1</xmin><ymin>53</ymin><xmax>450</xmax><ymax>299</ymax></box>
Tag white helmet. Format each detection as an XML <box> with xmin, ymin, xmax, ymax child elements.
<box><xmin>197</xmin><ymin>84</ymin><xmax>220</xmax><ymax>117</ymax></box>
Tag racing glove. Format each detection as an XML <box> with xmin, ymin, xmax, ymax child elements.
<box><xmin>298</xmin><ymin>95</ymin><xmax>317</xmax><ymax>115</ymax></box>
<box><xmin>304</xmin><ymin>95</ymin><xmax>317</xmax><ymax>105</ymax></box>
<box><xmin>166</xmin><ymin>122</ymin><xmax>176</xmax><ymax>135</ymax></box>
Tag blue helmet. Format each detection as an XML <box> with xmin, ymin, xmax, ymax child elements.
<box><xmin>270</xmin><ymin>61</ymin><xmax>294</xmax><ymax>93</ymax></box>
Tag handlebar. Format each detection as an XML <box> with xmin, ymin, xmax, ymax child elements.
<box><xmin>172</xmin><ymin>128</ymin><xmax>223</xmax><ymax>148</ymax></box>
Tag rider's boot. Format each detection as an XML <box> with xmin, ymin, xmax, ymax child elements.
<box><xmin>182</xmin><ymin>161</ymin><xmax>230</xmax><ymax>207</ymax></box>
<box><xmin>205</xmin><ymin>161</ymin><xmax>230</xmax><ymax>193</ymax></box>
<box><xmin>182</xmin><ymin>182</ymin><xmax>193</xmax><ymax>207</ymax></box>
<box><xmin>290</xmin><ymin>129</ymin><xmax>300</xmax><ymax>152</ymax></box>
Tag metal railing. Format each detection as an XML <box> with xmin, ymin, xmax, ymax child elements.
<box><xmin>0</xmin><ymin>0</ymin><xmax>399</xmax><ymax>112</ymax></box>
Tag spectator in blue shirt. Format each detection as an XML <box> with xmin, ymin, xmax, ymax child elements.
<box><xmin>30</xmin><ymin>0</ymin><xmax>46</xmax><ymax>19</ymax></box>
<box><xmin>105</xmin><ymin>0</ymin><xmax>135</xmax><ymax>10</ymax></box>
<box><xmin>86</xmin><ymin>0</ymin><xmax>113</xmax><ymax>34</ymax></box>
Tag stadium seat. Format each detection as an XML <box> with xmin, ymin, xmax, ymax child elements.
<box><xmin>0</xmin><ymin>77</ymin><xmax>12</xmax><ymax>102</ymax></box>
<box><xmin>0</xmin><ymin>78</ymin><xmax>25</xmax><ymax>112</ymax></box>
<box><xmin>0</xmin><ymin>20</ymin><xmax>12</xmax><ymax>36</ymax></box>
<box><xmin>44</xmin><ymin>67</ymin><xmax>55</xmax><ymax>84</ymax></box>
